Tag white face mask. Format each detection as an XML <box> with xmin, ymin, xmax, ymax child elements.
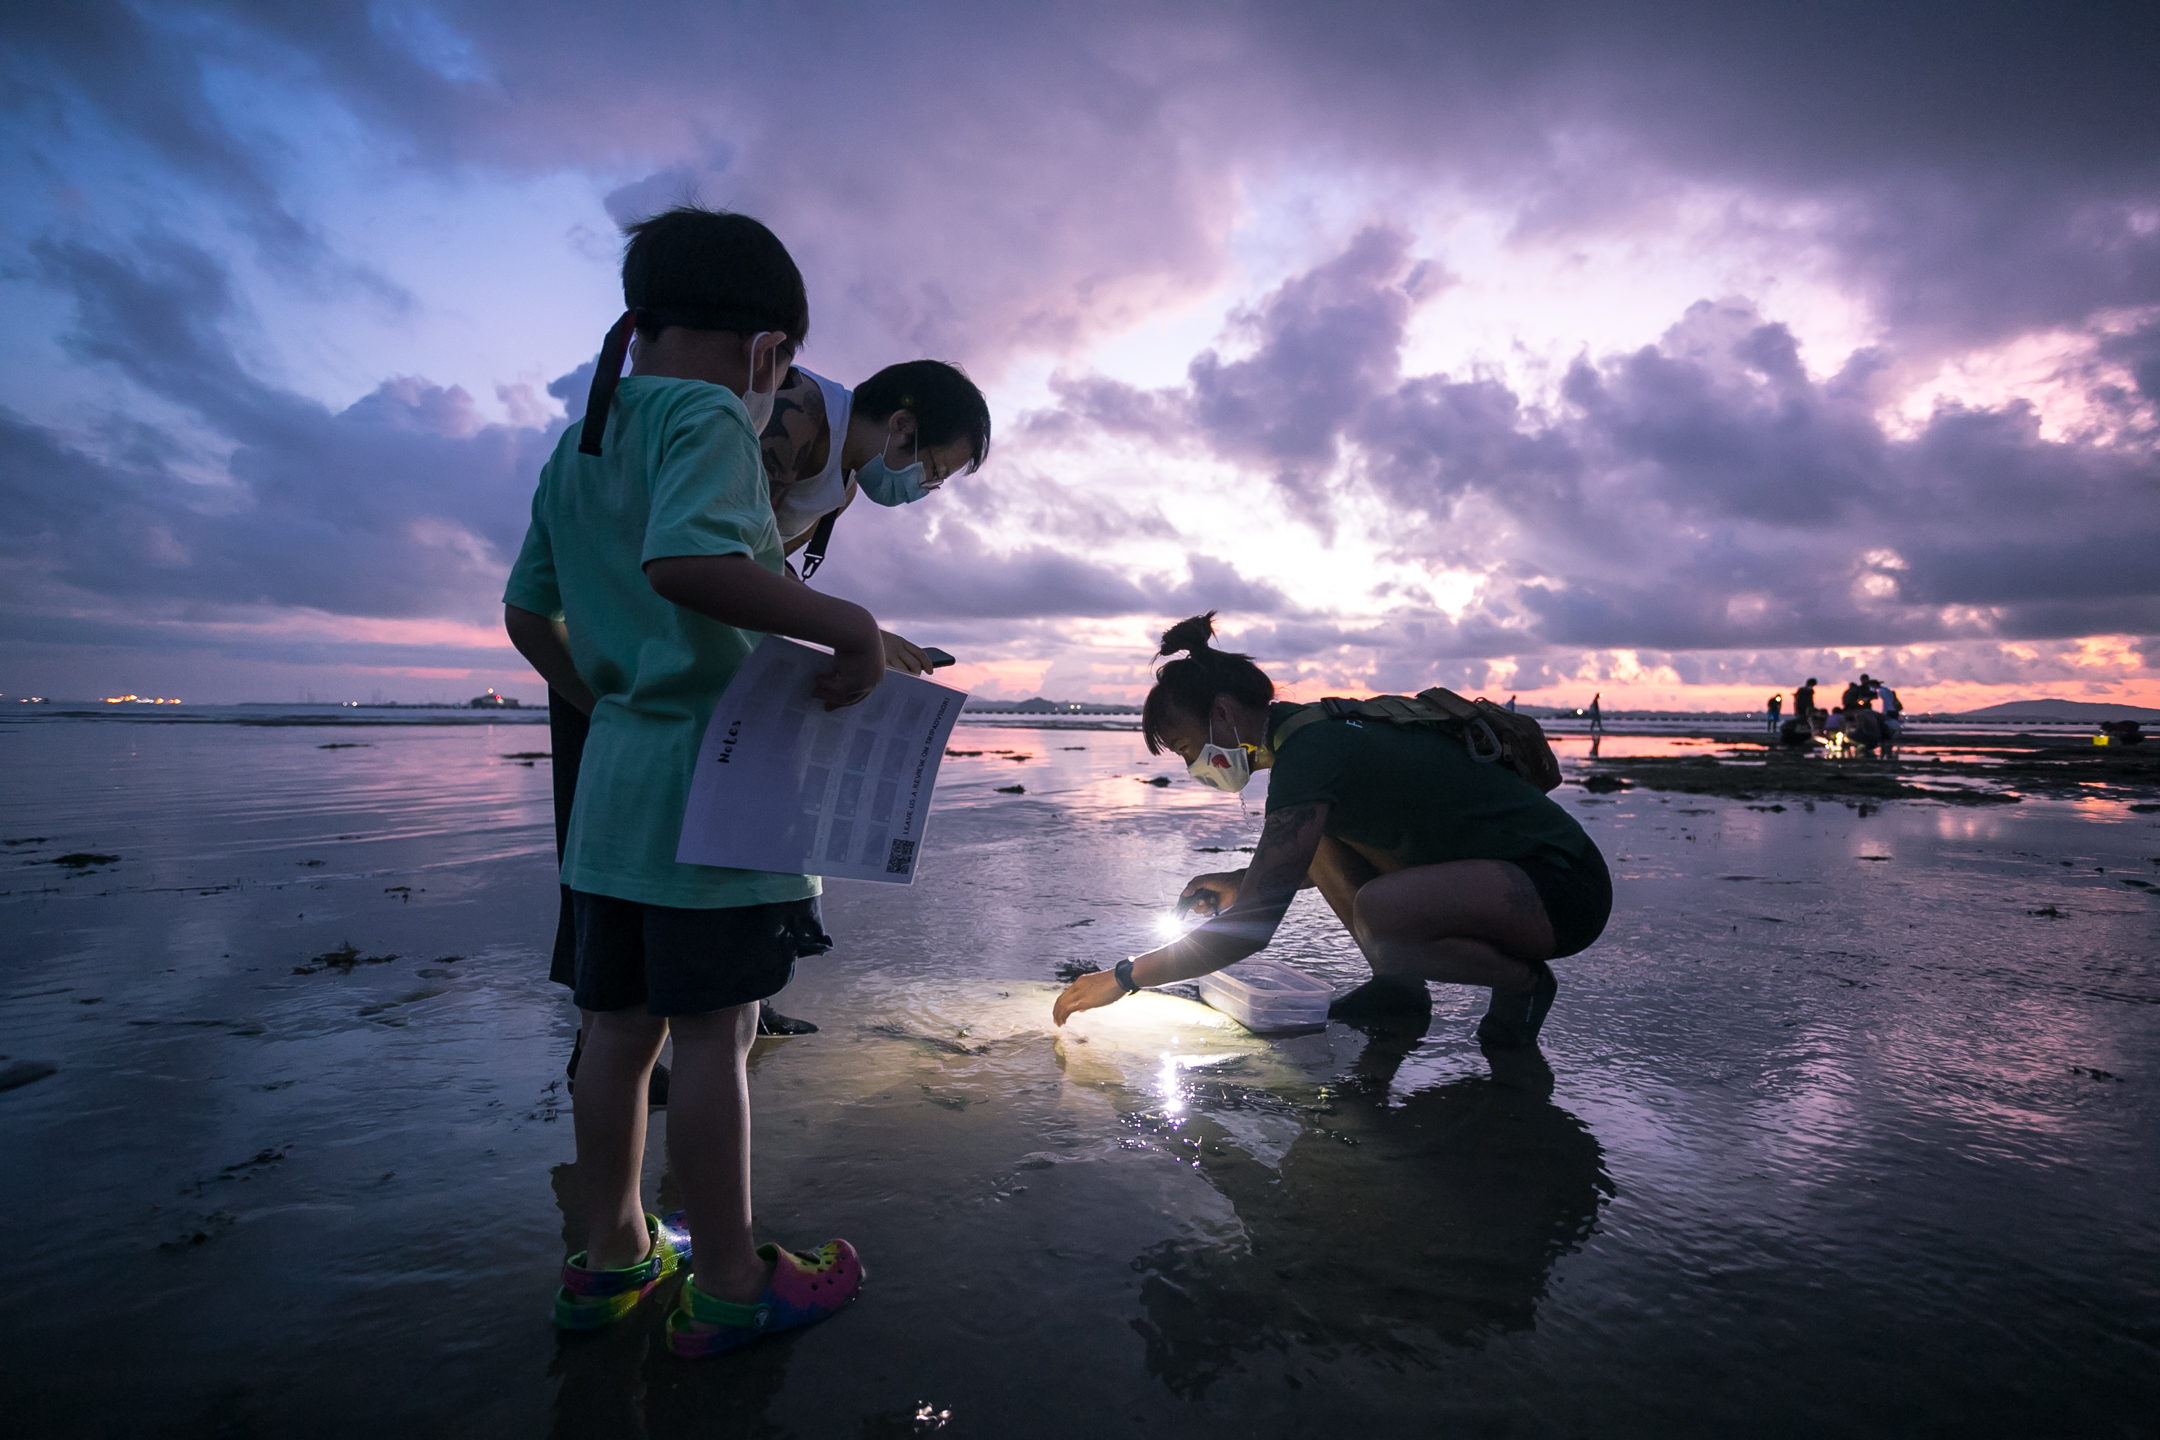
<box><xmin>1187</xmin><ymin>718</ymin><xmax>1254</xmax><ymax>793</ymax></box>
<box><xmin>741</xmin><ymin>331</ymin><xmax>780</xmax><ymax>432</ymax></box>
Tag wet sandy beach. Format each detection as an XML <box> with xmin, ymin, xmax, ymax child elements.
<box><xmin>3</xmin><ymin>713</ymin><xmax>2157</xmax><ymax>1437</ymax></box>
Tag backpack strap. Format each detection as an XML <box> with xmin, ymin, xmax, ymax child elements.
<box><xmin>1268</xmin><ymin>702</ymin><xmax>1336</xmax><ymax>755</ymax></box>
<box><xmin>1413</xmin><ymin>687</ymin><xmax>1504</xmax><ymax>763</ymax></box>
<box><xmin>1272</xmin><ymin>694</ymin><xmax>1493</xmax><ymax>759</ymax></box>
<box><xmin>799</xmin><ymin>509</ymin><xmax>840</xmax><ymax>579</ymax></box>
<box><xmin>1269</xmin><ymin>689</ymin><xmax>1563</xmax><ymax>792</ymax></box>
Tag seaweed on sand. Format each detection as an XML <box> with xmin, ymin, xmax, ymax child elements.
<box><xmin>291</xmin><ymin>941</ymin><xmax>399</xmax><ymax>975</ymax></box>
<box><xmin>1583</xmin><ymin>742</ymin><xmax>2160</xmax><ymax>805</ymax></box>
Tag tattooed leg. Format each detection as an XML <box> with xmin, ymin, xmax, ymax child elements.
<box><xmin>1350</xmin><ymin>859</ymin><xmax>1555</xmax><ymax>991</ymax></box>
<box><xmin>1308</xmin><ymin>836</ymin><xmax>1381</xmax><ymax>960</ymax></box>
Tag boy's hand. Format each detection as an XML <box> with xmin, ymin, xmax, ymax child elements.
<box><xmin>815</xmin><ymin>639</ymin><xmax>884</xmax><ymax>711</ymax></box>
<box><xmin>881</xmin><ymin>631</ymin><xmax>930</xmax><ymax>675</ymax></box>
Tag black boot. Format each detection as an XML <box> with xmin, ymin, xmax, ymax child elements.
<box><xmin>757</xmin><ymin>1001</ymin><xmax>819</xmax><ymax>1036</ymax></box>
<box><xmin>1475</xmin><ymin>964</ymin><xmax>1558</xmax><ymax>1050</ymax></box>
<box><xmin>1327</xmin><ymin>974</ymin><xmax>1432</xmax><ymax>1021</ymax></box>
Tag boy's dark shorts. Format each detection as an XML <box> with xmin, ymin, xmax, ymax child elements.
<box><xmin>569</xmin><ymin>890</ymin><xmax>833</xmax><ymax>1016</ymax></box>
<box><xmin>1510</xmin><ymin>841</ymin><xmax>1612</xmax><ymax>959</ymax></box>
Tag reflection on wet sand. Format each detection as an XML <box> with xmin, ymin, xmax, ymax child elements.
<box><xmin>535</xmin><ymin>998</ymin><xmax>1608</xmax><ymax>1431</ymax></box>
<box><xmin>1128</xmin><ymin>1030</ymin><xmax>1609</xmax><ymax>1395</ymax></box>
<box><xmin>6</xmin><ymin>717</ymin><xmax>2156</xmax><ymax>1436</ymax></box>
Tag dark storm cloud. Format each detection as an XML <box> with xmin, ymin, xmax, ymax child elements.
<box><xmin>4</xmin><ymin>3</ymin><xmax>307</xmax><ymax>257</ymax></box>
<box><xmin>0</xmin><ymin>231</ymin><xmax>1280</xmax><ymax>647</ymax></box>
<box><xmin>1059</xmin><ymin>232</ymin><xmax>2159</xmax><ymax>670</ymax></box>
<box><xmin>6</xmin><ymin>2</ymin><xmax>2158</xmax><ymax>692</ymax></box>
<box><xmin>802</xmin><ymin>503</ymin><xmax>1287</xmax><ymax>627</ymax></box>
<box><xmin>16</xmin><ymin>3</ymin><xmax>2157</xmax><ymax>372</ymax></box>
<box><xmin>4</xmin><ymin>232</ymin><xmax>551</xmax><ymax>622</ymax></box>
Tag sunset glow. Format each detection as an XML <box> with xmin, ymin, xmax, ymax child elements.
<box><xmin>1</xmin><ymin>7</ymin><xmax>2152</xmax><ymax>711</ymax></box>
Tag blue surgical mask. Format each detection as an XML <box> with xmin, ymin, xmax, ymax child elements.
<box><xmin>857</xmin><ymin>431</ymin><xmax>928</xmax><ymax>506</ymax></box>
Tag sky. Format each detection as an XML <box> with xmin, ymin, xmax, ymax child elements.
<box><xmin>3</xmin><ymin>1</ymin><xmax>2157</xmax><ymax>711</ymax></box>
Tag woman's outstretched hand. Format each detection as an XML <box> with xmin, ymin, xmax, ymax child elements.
<box><xmin>1177</xmin><ymin>869</ymin><xmax>1246</xmax><ymax>919</ymax></box>
<box><xmin>1053</xmin><ymin>969</ymin><xmax>1127</xmax><ymax>1026</ymax></box>
<box><xmin>881</xmin><ymin>630</ymin><xmax>930</xmax><ymax>675</ymax></box>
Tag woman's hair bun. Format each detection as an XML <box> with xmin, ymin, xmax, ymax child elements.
<box><xmin>1158</xmin><ymin>611</ymin><xmax>1218</xmax><ymax>658</ymax></box>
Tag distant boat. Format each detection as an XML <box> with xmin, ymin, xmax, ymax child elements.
<box><xmin>468</xmin><ymin>690</ymin><xmax>522</xmax><ymax>709</ymax></box>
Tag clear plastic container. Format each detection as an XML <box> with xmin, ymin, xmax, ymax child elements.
<box><xmin>1195</xmin><ymin>958</ymin><xmax>1333</xmax><ymax>1033</ymax></box>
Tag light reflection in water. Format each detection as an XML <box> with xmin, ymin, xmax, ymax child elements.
<box><xmin>2</xmin><ymin>715</ymin><xmax>2155</xmax><ymax>1437</ymax></box>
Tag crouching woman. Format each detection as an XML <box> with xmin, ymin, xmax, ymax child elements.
<box><xmin>1052</xmin><ymin>614</ymin><xmax>1611</xmax><ymax>1048</ymax></box>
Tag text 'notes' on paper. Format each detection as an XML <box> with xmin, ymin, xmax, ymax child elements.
<box><xmin>675</xmin><ymin>635</ymin><xmax>969</xmax><ymax>884</ymax></box>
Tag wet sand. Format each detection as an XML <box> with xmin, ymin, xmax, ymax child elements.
<box><xmin>3</xmin><ymin>716</ymin><xmax>2157</xmax><ymax>1437</ymax></box>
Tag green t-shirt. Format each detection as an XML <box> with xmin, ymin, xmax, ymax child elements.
<box><xmin>503</xmin><ymin>376</ymin><xmax>819</xmax><ymax>910</ymax></box>
<box><xmin>1262</xmin><ymin>701</ymin><xmax>1593</xmax><ymax>871</ymax></box>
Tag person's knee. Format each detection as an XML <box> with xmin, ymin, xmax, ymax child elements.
<box><xmin>1348</xmin><ymin>885</ymin><xmax>1401</xmax><ymax>956</ymax></box>
<box><xmin>669</xmin><ymin>1002</ymin><xmax>758</xmax><ymax>1053</ymax></box>
<box><xmin>587</xmin><ymin>1006</ymin><xmax>667</xmax><ymax>1045</ymax></box>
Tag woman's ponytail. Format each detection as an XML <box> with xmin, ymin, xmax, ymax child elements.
<box><xmin>1158</xmin><ymin>611</ymin><xmax>1221</xmax><ymax>658</ymax></box>
<box><xmin>1142</xmin><ymin>612</ymin><xmax>1276</xmax><ymax>754</ymax></box>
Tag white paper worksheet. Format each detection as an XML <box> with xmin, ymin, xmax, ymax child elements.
<box><xmin>676</xmin><ymin>635</ymin><xmax>968</xmax><ymax>883</ymax></box>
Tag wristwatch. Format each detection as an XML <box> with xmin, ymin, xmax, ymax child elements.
<box><xmin>1113</xmin><ymin>958</ymin><xmax>1140</xmax><ymax>993</ymax></box>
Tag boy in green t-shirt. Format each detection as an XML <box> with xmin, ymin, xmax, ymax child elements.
<box><xmin>504</xmin><ymin>207</ymin><xmax>872</xmax><ymax>1357</ymax></box>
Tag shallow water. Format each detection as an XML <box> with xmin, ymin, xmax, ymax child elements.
<box><xmin>3</xmin><ymin>717</ymin><xmax>2157</xmax><ymax>1438</ymax></box>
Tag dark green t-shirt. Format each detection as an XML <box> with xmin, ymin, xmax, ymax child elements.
<box><xmin>1262</xmin><ymin>702</ymin><xmax>1593</xmax><ymax>870</ymax></box>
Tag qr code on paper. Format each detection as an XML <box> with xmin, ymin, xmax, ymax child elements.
<box><xmin>885</xmin><ymin>839</ymin><xmax>917</xmax><ymax>874</ymax></box>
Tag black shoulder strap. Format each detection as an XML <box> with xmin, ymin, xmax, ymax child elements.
<box><xmin>1268</xmin><ymin>703</ymin><xmax>1335</xmax><ymax>754</ymax></box>
<box><xmin>800</xmin><ymin>509</ymin><xmax>840</xmax><ymax>578</ymax></box>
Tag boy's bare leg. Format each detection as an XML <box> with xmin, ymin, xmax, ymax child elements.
<box><xmin>574</xmin><ymin>1008</ymin><xmax>671</xmax><ymax>1100</ymax></box>
<box><xmin>666</xmin><ymin>1003</ymin><xmax>775</xmax><ymax>1305</ymax></box>
<box><xmin>573</xmin><ymin>1006</ymin><xmax>670</xmax><ymax>1270</ymax></box>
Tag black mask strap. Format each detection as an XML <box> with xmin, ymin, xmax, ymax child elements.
<box><xmin>578</xmin><ymin>309</ymin><xmax>639</xmax><ymax>456</ymax></box>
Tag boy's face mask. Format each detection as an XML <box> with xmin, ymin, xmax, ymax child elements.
<box><xmin>858</xmin><ymin>426</ymin><xmax>928</xmax><ymax>506</ymax></box>
<box><xmin>741</xmin><ymin>332</ymin><xmax>781</xmax><ymax>432</ymax></box>
<box><xmin>1188</xmin><ymin>717</ymin><xmax>1255</xmax><ymax>793</ymax></box>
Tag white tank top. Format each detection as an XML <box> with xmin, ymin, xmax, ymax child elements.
<box><xmin>771</xmin><ymin>368</ymin><xmax>853</xmax><ymax>545</ymax></box>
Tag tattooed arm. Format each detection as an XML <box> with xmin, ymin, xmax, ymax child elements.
<box><xmin>759</xmin><ymin>367</ymin><xmax>829</xmax><ymax>506</ymax></box>
<box><xmin>1138</xmin><ymin>802</ymin><xmax>1329</xmax><ymax>983</ymax></box>
<box><xmin>1052</xmin><ymin>803</ymin><xmax>1330</xmax><ymax>1023</ymax></box>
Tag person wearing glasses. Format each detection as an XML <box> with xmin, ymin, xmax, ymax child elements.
<box><xmin>762</xmin><ymin>360</ymin><xmax>991</xmax><ymax>605</ymax></box>
<box><xmin>552</xmin><ymin>357</ymin><xmax>993</xmax><ymax>1060</ymax></box>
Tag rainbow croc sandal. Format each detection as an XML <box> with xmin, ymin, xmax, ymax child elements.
<box><xmin>664</xmin><ymin>1239</ymin><xmax>863</xmax><ymax>1358</ymax></box>
<box><xmin>553</xmin><ymin>1212</ymin><xmax>691</xmax><ymax>1330</ymax></box>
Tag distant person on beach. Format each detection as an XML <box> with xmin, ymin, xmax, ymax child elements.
<box><xmin>1780</xmin><ymin>678</ymin><xmax>1822</xmax><ymax>748</ymax></box>
<box><xmin>1052</xmin><ymin>613</ymin><xmax>1609</xmax><ymax>1048</ymax></box>
<box><xmin>504</xmin><ymin>206</ymin><xmax>868</xmax><ymax>1357</ymax></box>
<box><xmin>1587</xmin><ymin>693</ymin><xmax>1604</xmax><ymax>735</ymax></box>
<box><xmin>1878</xmin><ymin>683</ymin><xmax>1904</xmax><ymax>739</ymax></box>
<box><xmin>1767</xmin><ymin>693</ymin><xmax>1783</xmax><ymax>734</ymax></box>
